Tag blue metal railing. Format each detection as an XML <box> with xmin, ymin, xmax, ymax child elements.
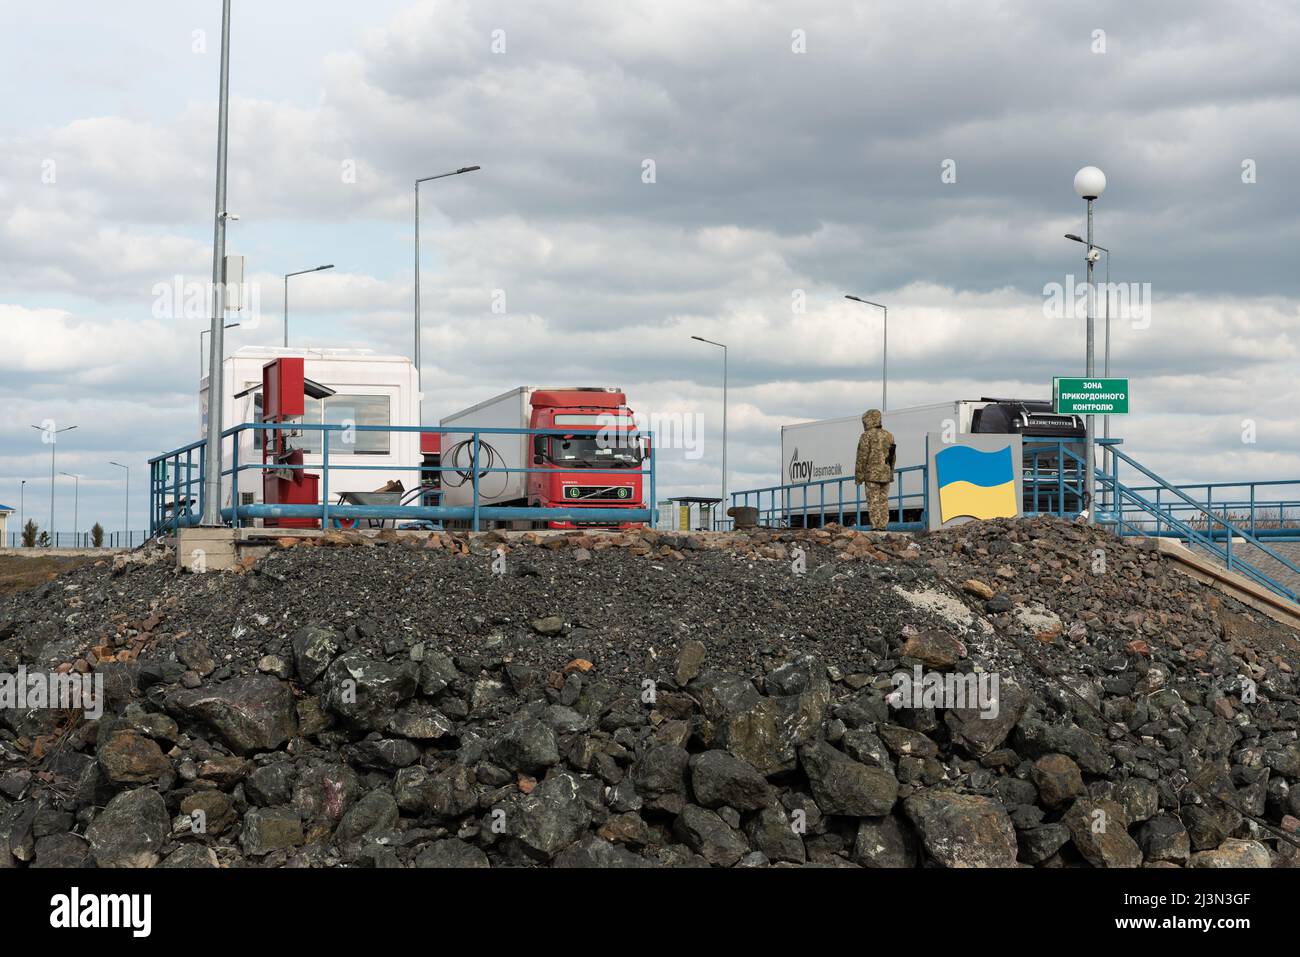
<box><xmin>1106</xmin><ymin>477</ymin><xmax>1300</xmax><ymax>539</ymax></box>
<box><xmin>728</xmin><ymin>439</ymin><xmax>1088</xmax><ymax>531</ymax></box>
<box><xmin>729</xmin><ymin>463</ymin><xmax>929</xmax><ymax>530</ymax></box>
<box><xmin>1096</xmin><ymin>440</ymin><xmax>1300</xmax><ymax>602</ymax></box>
<box><xmin>149</xmin><ymin>423</ymin><xmax>656</xmax><ymax>534</ymax></box>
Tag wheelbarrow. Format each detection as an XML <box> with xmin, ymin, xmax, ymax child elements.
<box><xmin>331</xmin><ymin>481</ymin><xmax>404</xmax><ymax>530</ymax></box>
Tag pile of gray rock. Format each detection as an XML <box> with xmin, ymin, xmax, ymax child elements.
<box><xmin>1</xmin><ymin>517</ymin><xmax>1298</xmax><ymax>868</ymax></box>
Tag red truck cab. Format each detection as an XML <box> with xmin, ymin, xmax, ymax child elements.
<box><xmin>527</xmin><ymin>389</ymin><xmax>646</xmax><ymax>529</ymax></box>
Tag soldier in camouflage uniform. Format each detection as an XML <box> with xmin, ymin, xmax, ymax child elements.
<box><xmin>854</xmin><ymin>409</ymin><xmax>896</xmax><ymax>531</ymax></box>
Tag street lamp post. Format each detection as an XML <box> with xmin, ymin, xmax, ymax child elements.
<box><xmin>283</xmin><ymin>265</ymin><xmax>334</xmax><ymax>348</ymax></box>
<box><xmin>415</xmin><ymin>166</ymin><xmax>480</xmax><ymax>422</ymax></box>
<box><xmin>60</xmin><ymin>472</ymin><xmax>79</xmax><ymax>546</ymax></box>
<box><xmin>31</xmin><ymin>424</ymin><xmax>76</xmax><ymax>545</ymax></box>
<box><xmin>19</xmin><ymin>480</ymin><xmax>26</xmax><ymax>545</ymax></box>
<box><xmin>201</xmin><ymin>321</ymin><xmax>241</xmax><ymax>380</ymax></box>
<box><xmin>110</xmin><ymin>461</ymin><xmax>129</xmax><ymax>548</ymax></box>
<box><xmin>690</xmin><ymin>336</ymin><xmax>728</xmax><ymax>522</ymax></box>
<box><xmin>845</xmin><ymin>295</ymin><xmax>889</xmax><ymax>410</ymax></box>
<box><xmin>1072</xmin><ymin>166</ymin><xmax>1107</xmax><ymax>524</ymax></box>
<box><xmin>1064</xmin><ymin>233</ymin><xmax>1112</xmax><ymax>439</ymax></box>
<box><xmin>201</xmin><ymin>0</ymin><xmax>233</xmax><ymax>527</ymax></box>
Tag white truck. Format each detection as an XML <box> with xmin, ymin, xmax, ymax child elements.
<box><xmin>778</xmin><ymin>398</ymin><xmax>1084</xmax><ymax>524</ymax></box>
<box><xmin>439</xmin><ymin>386</ymin><xmax>647</xmax><ymax>528</ymax></box>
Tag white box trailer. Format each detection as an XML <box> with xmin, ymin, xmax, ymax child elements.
<box><xmin>199</xmin><ymin>347</ymin><xmax>421</xmax><ymax>518</ymax></box>
<box><xmin>439</xmin><ymin>387</ymin><xmax>535</xmax><ymax>507</ymax></box>
<box><xmin>778</xmin><ymin>398</ymin><xmax>1085</xmax><ymax>524</ymax></box>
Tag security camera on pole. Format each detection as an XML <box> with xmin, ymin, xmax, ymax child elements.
<box><xmin>1073</xmin><ymin>165</ymin><xmax>1106</xmax><ymax>525</ymax></box>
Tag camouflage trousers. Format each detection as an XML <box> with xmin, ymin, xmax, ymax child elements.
<box><xmin>865</xmin><ymin>481</ymin><xmax>890</xmax><ymax>531</ymax></box>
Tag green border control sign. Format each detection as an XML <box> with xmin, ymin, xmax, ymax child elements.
<box><xmin>1053</xmin><ymin>377</ymin><xmax>1129</xmax><ymax>414</ymax></box>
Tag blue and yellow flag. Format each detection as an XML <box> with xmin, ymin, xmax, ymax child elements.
<box><xmin>935</xmin><ymin>444</ymin><xmax>1018</xmax><ymax>523</ymax></box>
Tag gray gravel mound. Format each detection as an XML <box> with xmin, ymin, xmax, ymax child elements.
<box><xmin>2</xmin><ymin>517</ymin><xmax>1298</xmax><ymax>869</ymax></box>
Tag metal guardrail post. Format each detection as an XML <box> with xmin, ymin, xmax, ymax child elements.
<box><xmin>321</xmin><ymin>428</ymin><xmax>330</xmax><ymax>529</ymax></box>
<box><xmin>1057</xmin><ymin>453</ymin><xmax>1064</xmax><ymax>516</ymax></box>
<box><xmin>471</xmin><ymin>432</ymin><xmax>481</xmax><ymax>532</ymax></box>
<box><xmin>648</xmin><ymin>434</ymin><xmax>656</xmax><ymax>528</ymax></box>
<box><xmin>172</xmin><ymin>453</ymin><xmax>181</xmax><ymax>532</ymax></box>
<box><xmin>232</xmin><ymin>431</ymin><xmax>240</xmax><ymax>528</ymax></box>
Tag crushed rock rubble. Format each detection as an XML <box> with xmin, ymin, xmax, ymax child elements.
<box><xmin>2</xmin><ymin>516</ymin><xmax>1299</xmax><ymax>868</ymax></box>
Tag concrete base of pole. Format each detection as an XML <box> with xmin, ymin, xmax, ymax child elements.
<box><xmin>178</xmin><ymin>527</ymin><xmax>237</xmax><ymax>573</ymax></box>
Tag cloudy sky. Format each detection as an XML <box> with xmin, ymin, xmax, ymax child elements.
<box><xmin>3</xmin><ymin>0</ymin><xmax>1299</xmax><ymax>538</ymax></box>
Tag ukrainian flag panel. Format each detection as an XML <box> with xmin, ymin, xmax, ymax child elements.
<box><xmin>935</xmin><ymin>444</ymin><xmax>1017</xmax><ymax>524</ymax></box>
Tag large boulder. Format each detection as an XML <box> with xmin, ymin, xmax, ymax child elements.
<box><xmin>507</xmin><ymin>772</ymin><xmax>592</xmax><ymax>861</ymax></box>
<box><xmin>673</xmin><ymin>805</ymin><xmax>749</xmax><ymax>867</ymax></box>
<box><xmin>631</xmin><ymin>744</ymin><xmax>690</xmax><ymax>814</ymax></box>
<box><xmin>1189</xmin><ymin>839</ymin><xmax>1270</xmax><ymax>868</ymax></box>
<box><xmin>293</xmin><ymin>765</ymin><xmax>362</xmax><ymax>826</ymax></box>
<box><xmin>800</xmin><ymin>742</ymin><xmax>898</xmax><ymax>817</ymax></box>
<box><xmin>1014</xmin><ymin>717</ymin><xmax>1114</xmax><ymax>775</ymax></box>
<box><xmin>1030</xmin><ymin>754</ymin><xmax>1085</xmax><ymax>809</ymax></box>
<box><xmin>87</xmin><ymin>788</ymin><xmax>169</xmax><ymax>868</ymax></box>
<box><xmin>1063</xmin><ymin>798</ymin><xmax>1142</xmax><ymax>868</ymax></box>
<box><xmin>97</xmin><ymin>730</ymin><xmax>171</xmax><ymax>784</ymax></box>
<box><xmin>322</xmin><ymin>652</ymin><xmax>419</xmax><ymax>731</ymax></box>
<box><xmin>555</xmin><ymin>835</ymin><xmax>650</xmax><ymax>868</ymax></box>
<box><xmin>335</xmin><ymin>789</ymin><xmax>399</xmax><ymax>843</ymax></box>
<box><xmin>943</xmin><ymin>681</ymin><xmax>1028</xmax><ymax>757</ymax></box>
<box><xmin>170</xmin><ymin>674</ymin><xmax>298</xmax><ymax>754</ymax></box>
<box><xmin>689</xmin><ymin>750</ymin><xmax>773</xmax><ymax>811</ymax></box>
<box><xmin>241</xmin><ymin>807</ymin><xmax>305</xmax><ymax>856</ymax></box>
<box><xmin>291</xmin><ymin>625</ymin><xmax>341</xmax><ymax>686</ymax></box>
<box><xmin>852</xmin><ymin>814</ymin><xmax>920</xmax><ymax>868</ymax></box>
<box><xmin>416</xmin><ymin>838</ymin><xmax>490</xmax><ymax>868</ymax></box>
<box><xmin>902</xmin><ymin>790</ymin><xmax>1018</xmax><ymax>868</ymax></box>
<box><xmin>1137</xmin><ymin>814</ymin><xmax>1191</xmax><ymax>864</ymax></box>
<box><xmin>491</xmin><ymin>718</ymin><xmax>560</xmax><ymax>774</ymax></box>
<box><xmin>745</xmin><ymin>805</ymin><xmax>806</xmax><ymax>864</ymax></box>
<box><xmin>690</xmin><ymin>670</ymin><xmax>828</xmax><ymax>776</ymax></box>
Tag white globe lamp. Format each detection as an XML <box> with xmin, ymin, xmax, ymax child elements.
<box><xmin>1074</xmin><ymin>166</ymin><xmax>1107</xmax><ymax>200</ymax></box>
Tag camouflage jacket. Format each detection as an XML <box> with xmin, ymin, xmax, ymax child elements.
<box><xmin>855</xmin><ymin>410</ymin><xmax>896</xmax><ymax>484</ymax></box>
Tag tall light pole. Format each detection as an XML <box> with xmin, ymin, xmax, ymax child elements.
<box><xmin>20</xmin><ymin>480</ymin><xmax>26</xmax><ymax>543</ymax></box>
<box><xmin>202</xmin><ymin>0</ymin><xmax>233</xmax><ymax>527</ymax></box>
<box><xmin>691</xmin><ymin>336</ymin><xmax>728</xmax><ymax>522</ymax></box>
<box><xmin>415</xmin><ymin>166</ymin><xmax>480</xmax><ymax>422</ymax></box>
<box><xmin>60</xmin><ymin>472</ymin><xmax>79</xmax><ymax>546</ymax></box>
<box><xmin>284</xmin><ymin>264</ymin><xmax>334</xmax><ymax>347</ymax></box>
<box><xmin>1073</xmin><ymin>166</ymin><xmax>1106</xmax><ymax>523</ymax></box>
<box><xmin>31</xmin><ymin>424</ymin><xmax>76</xmax><ymax>542</ymax></box>
<box><xmin>1065</xmin><ymin>233</ymin><xmax>1112</xmax><ymax>439</ymax></box>
<box><xmin>201</xmin><ymin>321</ymin><xmax>241</xmax><ymax>380</ymax></box>
<box><xmin>845</xmin><ymin>295</ymin><xmax>889</xmax><ymax>410</ymax></box>
<box><xmin>110</xmin><ymin>461</ymin><xmax>129</xmax><ymax>547</ymax></box>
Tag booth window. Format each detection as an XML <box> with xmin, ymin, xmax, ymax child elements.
<box><xmin>298</xmin><ymin>394</ymin><xmax>391</xmax><ymax>455</ymax></box>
